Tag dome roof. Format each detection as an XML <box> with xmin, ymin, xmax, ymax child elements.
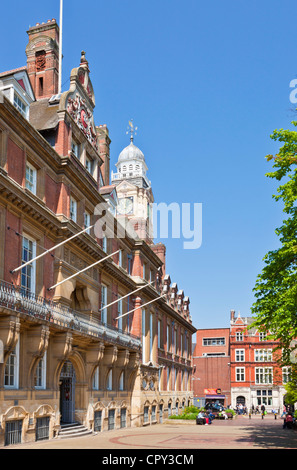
<box><xmin>118</xmin><ymin>141</ymin><xmax>145</xmax><ymax>163</ymax></box>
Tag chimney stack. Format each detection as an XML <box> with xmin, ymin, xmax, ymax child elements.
<box><xmin>26</xmin><ymin>19</ymin><xmax>60</xmax><ymax>99</ymax></box>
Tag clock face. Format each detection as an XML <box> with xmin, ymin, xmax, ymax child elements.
<box><xmin>118</xmin><ymin>197</ymin><xmax>133</xmax><ymax>215</ymax></box>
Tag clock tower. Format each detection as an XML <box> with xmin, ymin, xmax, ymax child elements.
<box><xmin>111</xmin><ymin>121</ymin><xmax>154</xmax><ymax>242</ymax></box>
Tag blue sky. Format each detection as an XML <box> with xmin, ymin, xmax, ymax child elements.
<box><xmin>1</xmin><ymin>0</ymin><xmax>296</xmax><ymax>329</ymax></box>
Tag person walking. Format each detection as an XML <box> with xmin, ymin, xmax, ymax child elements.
<box><xmin>261</xmin><ymin>404</ymin><xmax>266</xmax><ymax>419</ymax></box>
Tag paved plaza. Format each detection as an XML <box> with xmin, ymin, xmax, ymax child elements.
<box><xmin>4</xmin><ymin>414</ymin><xmax>297</xmax><ymax>451</ymax></box>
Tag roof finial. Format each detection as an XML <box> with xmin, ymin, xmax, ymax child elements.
<box><xmin>126</xmin><ymin>119</ymin><xmax>138</xmax><ymax>143</ymax></box>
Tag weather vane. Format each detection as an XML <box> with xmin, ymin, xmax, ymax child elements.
<box><xmin>126</xmin><ymin>119</ymin><xmax>138</xmax><ymax>143</ymax></box>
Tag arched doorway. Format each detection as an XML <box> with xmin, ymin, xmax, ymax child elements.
<box><xmin>60</xmin><ymin>361</ymin><xmax>76</xmax><ymax>424</ymax></box>
<box><xmin>236</xmin><ymin>396</ymin><xmax>246</xmax><ymax>406</ymax></box>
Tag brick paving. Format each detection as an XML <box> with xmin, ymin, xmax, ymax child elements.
<box><xmin>4</xmin><ymin>414</ymin><xmax>297</xmax><ymax>451</ymax></box>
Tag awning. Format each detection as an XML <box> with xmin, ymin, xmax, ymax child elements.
<box><xmin>205</xmin><ymin>395</ymin><xmax>226</xmax><ymax>399</ymax></box>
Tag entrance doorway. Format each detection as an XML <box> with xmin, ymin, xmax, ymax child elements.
<box><xmin>60</xmin><ymin>361</ymin><xmax>76</xmax><ymax>424</ymax></box>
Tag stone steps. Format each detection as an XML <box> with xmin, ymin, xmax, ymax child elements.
<box><xmin>58</xmin><ymin>422</ymin><xmax>93</xmax><ymax>439</ymax></box>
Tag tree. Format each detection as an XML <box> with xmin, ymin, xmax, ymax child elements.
<box><xmin>251</xmin><ymin>121</ymin><xmax>297</xmax><ymax>365</ymax></box>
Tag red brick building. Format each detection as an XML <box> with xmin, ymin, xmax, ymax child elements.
<box><xmin>193</xmin><ymin>311</ymin><xmax>290</xmax><ymax>413</ymax></box>
<box><xmin>192</xmin><ymin>328</ymin><xmax>231</xmax><ymax>407</ymax></box>
<box><xmin>230</xmin><ymin>310</ymin><xmax>287</xmax><ymax>412</ymax></box>
<box><xmin>0</xmin><ymin>18</ymin><xmax>196</xmax><ymax>446</ymax></box>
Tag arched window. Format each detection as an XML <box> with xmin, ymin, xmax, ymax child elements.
<box><xmin>34</xmin><ymin>352</ymin><xmax>47</xmax><ymax>389</ymax></box>
<box><xmin>107</xmin><ymin>369</ymin><xmax>113</xmax><ymax>391</ymax></box>
<box><xmin>4</xmin><ymin>341</ymin><xmax>19</xmax><ymax>389</ymax></box>
<box><xmin>92</xmin><ymin>366</ymin><xmax>99</xmax><ymax>390</ymax></box>
<box><xmin>119</xmin><ymin>371</ymin><xmax>124</xmax><ymax>391</ymax></box>
<box><xmin>129</xmin><ymin>164</ymin><xmax>133</xmax><ymax>171</ymax></box>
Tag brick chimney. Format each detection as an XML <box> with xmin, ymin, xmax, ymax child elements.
<box><xmin>26</xmin><ymin>19</ymin><xmax>60</xmax><ymax>99</ymax></box>
<box><xmin>96</xmin><ymin>125</ymin><xmax>111</xmax><ymax>186</ymax></box>
<box><xmin>151</xmin><ymin>242</ymin><xmax>166</xmax><ymax>279</ymax></box>
<box><xmin>230</xmin><ymin>309</ymin><xmax>235</xmax><ymax>322</ymax></box>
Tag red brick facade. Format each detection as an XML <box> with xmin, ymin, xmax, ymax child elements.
<box><xmin>192</xmin><ymin>328</ymin><xmax>231</xmax><ymax>407</ymax></box>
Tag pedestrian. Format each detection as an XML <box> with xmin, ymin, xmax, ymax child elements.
<box><xmin>281</xmin><ymin>405</ymin><xmax>286</xmax><ymax>418</ymax></box>
<box><xmin>283</xmin><ymin>413</ymin><xmax>293</xmax><ymax>429</ymax></box>
<box><xmin>261</xmin><ymin>404</ymin><xmax>266</xmax><ymax>419</ymax></box>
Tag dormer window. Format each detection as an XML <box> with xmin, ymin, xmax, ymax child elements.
<box><xmin>85</xmin><ymin>156</ymin><xmax>92</xmax><ymax>174</ymax></box>
<box><xmin>71</xmin><ymin>140</ymin><xmax>80</xmax><ymax>158</ymax></box>
<box><xmin>14</xmin><ymin>92</ymin><xmax>28</xmax><ymax>118</ymax></box>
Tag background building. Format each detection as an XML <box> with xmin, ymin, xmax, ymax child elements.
<box><xmin>230</xmin><ymin>310</ymin><xmax>287</xmax><ymax>413</ymax></box>
<box><xmin>192</xmin><ymin>328</ymin><xmax>231</xmax><ymax>408</ymax></box>
<box><xmin>192</xmin><ymin>310</ymin><xmax>289</xmax><ymax>413</ymax></box>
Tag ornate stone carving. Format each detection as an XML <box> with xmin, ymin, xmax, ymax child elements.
<box><xmin>67</xmin><ymin>93</ymin><xmax>98</xmax><ymax>151</ymax></box>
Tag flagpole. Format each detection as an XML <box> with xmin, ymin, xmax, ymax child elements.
<box><xmin>99</xmin><ymin>280</ymin><xmax>155</xmax><ymax>312</ymax></box>
<box><xmin>58</xmin><ymin>0</ymin><xmax>63</xmax><ymax>94</ymax></box>
<box><xmin>115</xmin><ymin>295</ymin><xmax>166</xmax><ymax>320</ymax></box>
<box><xmin>10</xmin><ymin>225</ymin><xmax>94</xmax><ymax>274</ymax></box>
<box><xmin>48</xmin><ymin>249</ymin><xmax>120</xmax><ymax>291</ymax></box>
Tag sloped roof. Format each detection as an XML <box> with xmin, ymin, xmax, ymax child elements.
<box><xmin>29</xmin><ymin>98</ymin><xmax>59</xmax><ymax>131</ymax></box>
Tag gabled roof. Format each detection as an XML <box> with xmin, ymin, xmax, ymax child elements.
<box><xmin>0</xmin><ymin>66</ymin><xmax>35</xmax><ymax>103</ymax></box>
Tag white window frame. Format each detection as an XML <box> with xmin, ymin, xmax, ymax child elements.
<box><xmin>84</xmin><ymin>211</ymin><xmax>91</xmax><ymax>234</ymax></box>
<box><xmin>71</xmin><ymin>140</ymin><xmax>80</xmax><ymax>158</ymax></box>
<box><xmin>4</xmin><ymin>340</ymin><xmax>20</xmax><ymax>389</ymax></box>
<box><xmin>106</xmin><ymin>369</ymin><xmax>112</xmax><ymax>391</ymax></box>
<box><xmin>21</xmin><ymin>234</ymin><xmax>36</xmax><ymax>294</ymax></box>
<box><xmin>117</xmin><ymin>296</ymin><xmax>123</xmax><ymax>330</ymax></box>
<box><xmin>102</xmin><ymin>236</ymin><xmax>107</xmax><ymax>253</ymax></box>
<box><xmin>14</xmin><ymin>91</ymin><xmax>28</xmax><ymax>118</ymax></box>
<box><xmin>256</xmin><ymin>389</ymin><xmax>273</xmax><ymax>406</ymax></box>
<box><xmin>119</xmin><ymin>371</ymin><xmax>124</xmax><ymax>391</ymax></box>
<box><xmin>158</xmin><ymin>319</ymin><xmax>161</xmax><ymax>348</ymax></box>
<box><xmin>236</xmin><ymin>332</ymin><xmax>243</xmax><ymax>341</ymax></box>
<box><xmin>167</xmin><ymin>324</ymin><xmax>170</xmax><ymax>352</ymax></box>
<box><xmin>235</xmin><ymin>349</ymin><xmax>245</xmax><ymax>362</ymax></box>
<box><xmin>34</xmin><ymin>352</ymin><xmax>47</xmax><ymax>389</ymax></box>
<box><xmin>255</xmin><ymin>367</ymin><xmax>273</xmax><ymax>385</ymax></box>
<box><xmin>101</xmin><ymin>285</ymin><xmax>107</xmax><ymax>325</ymax></box>
<box><xmin>282</xmin><ymin>367</ymin><xmax>291</xmax><ymax>384</ymax></box>
<box><xmin>235</xmin><ymin>367</ymin><xmax>245</xmax><ymax>382</ymax></box>
<box><xmin>259</xmin><ymin>332</ymin><xmax>267</xmax><ymax>341</ymax></box>
<box><xmin>167</xmin><ymin>366</ymin><xmax>170</xmax><ymax>391</ymax></box>
<box><xmin>70</xmin><ymin>197</ymin><xmax>77</xmax><ymax>223</ymax></box>
<box><xmin>85</xmin><ymin>156</ymin><xmax>92</xmax><ymax>174</ymax></box>
<box><xmin>149</xmin><ymin>313</ymin><xmax>153</xmax><ymax>362</ymax></box>
<box><xmin>254</xmin><ymin>349</ymin><xmax>272</xmax><ymax>362</ymax></box>
<box><xmin>25</xmin><ymin>162</ymin><xmax>37</xmax><ymax>195</ymax></box>
<box><xmin>92</xmin><ymin>366</ymin><xmax>99</xmax><ymax>390</ymax></box>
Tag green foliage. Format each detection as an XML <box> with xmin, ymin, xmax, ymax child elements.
<box><xmin>169</xmin><ymin>413</ymin><xmax>197</xmax><ymax>420</ymax></box>
<box><xmin>284</xmin><ymin>366</ymin><xmax>297</xmax><ymax>404</ymax></box>
<box><xmin>168</xmin><ymin>405</ymin><xmax>204</xmax><ymax>420</ymax></box>
<box><xmin>224</xmin><ymin>408</ymin><xmax>236</xmax><ymax>416</ymax></box>
<box><xmin>251</xmin><ymin>121</ymin><xmax>297</xmax><ymax>363</ymax></box>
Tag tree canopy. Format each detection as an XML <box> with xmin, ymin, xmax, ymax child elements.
<box><xmin>251</xmin><ymin>121</ymin><xmax>297</xmax><ymax>365</ymax></box>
